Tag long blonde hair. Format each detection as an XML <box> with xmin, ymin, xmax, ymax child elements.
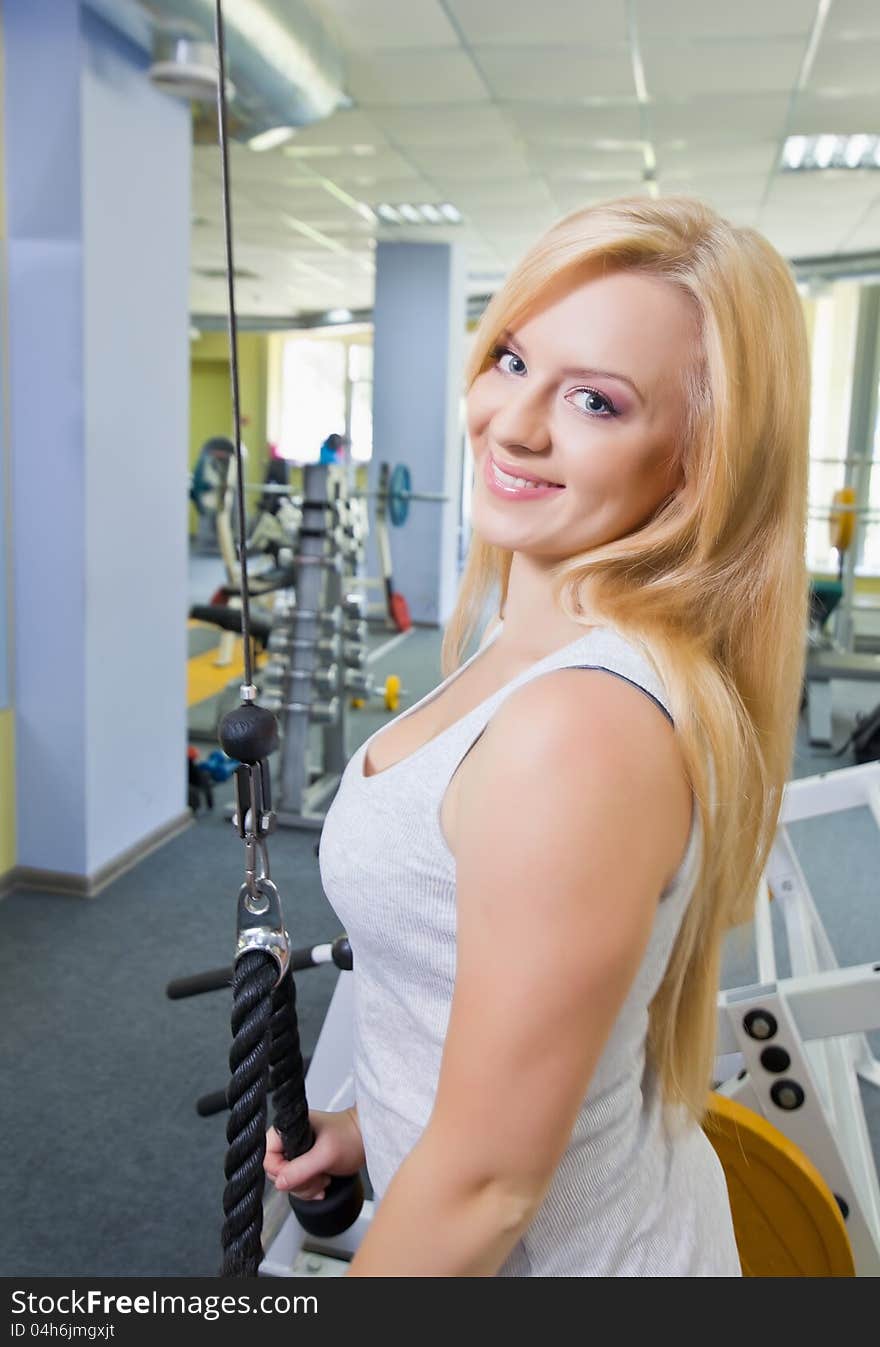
<box><xmin>442</xmin><ymin>195</ymin><xmax>810</xmax><ymax>1123</ymax></box>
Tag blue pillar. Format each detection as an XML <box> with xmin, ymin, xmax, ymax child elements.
<box><xmin>4</xmin><ymin>0</ymin><xmax>191</xmax><ymax>887</ymax></box>
<box><xmin>370</xmin><ymin>240</ymin><xmax>466</xmax><ymax>625</ymax></box>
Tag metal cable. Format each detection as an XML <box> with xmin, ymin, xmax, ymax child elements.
<box><xmin>213</xmin><ymin>0</ymin><xmax>253</xmax><ymax>691</ymax></box>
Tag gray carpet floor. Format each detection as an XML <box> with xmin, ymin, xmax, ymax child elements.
<box><xmin>1</xmin><ymin>619</ymin><xmax>878</xmax><ymax>1276</ymax></box>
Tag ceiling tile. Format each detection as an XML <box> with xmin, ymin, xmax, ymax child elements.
<box><xmin>475</xmin><ymin>45</ymin><xmax>635</xmax><ymax>101</ymax></box>
<box><xmin>635</xmin><ymin>0</ymin><xmax>818</xmax><ymax>39</ymax></box>
<box><xmin>502</xmin><ymin>101</ymin><xmax>643</xmax><ymax>144</ymax></box>
<box><xmin>535</xmin><ymin>145</ymin><xmax>646</xmax><ymax>177</ymax></box>
<box><xmin>314</xmin><ymin>0</ymin><xmax>459</xmax><ymax>49</ymax></box>
<box><xmin>808</xmin><ymin>38</ymin><xmax>880</xmax><ymax>95</ymax></box>
<box><xmin>345</xmin><ymin>50</ymin><xmax>489</xmax><ymax>105</ymax></box>
<box><xmin>446</xmin><ymin>0</ymin><xmax>629</xmax><ymax>45</ymax></box>
<box><xmin>429</xmin><ymin>178</ymin><xmax>556</xmax><ymax>208</ymax></box>
<box><xmin>789</xmin><ymin>90</ymin><xmax>880</xmax><ymax>135</ymax></box>
<box><xmin>838</xmin><ymin>202</ymin><xmax>880</xmax><ymax>251</ymax></box>
<box><xmin>358</xmin><ymin>176</ymin><xmax>449</xmax><ymax>203</ymax></box>
<box><xmin>655</xmin><ymin>173</ymin><xmax>768</xmax><ymax>205</ymax></box>
<box><xmin>642</xmin><ymin>38</ymin><xmax>805</xmax><ymax>97</ymax></box>
<box><xmin>545</xmin><ymin>182</ymin><xmax>647</xmax><ymax>213</ymax></box>
<box><xmin>407</xmin><ymin>146</ymin><xmax>534</xmax><ymax>181</ymax></box>
<box><xmin>288</xmin><ymin>148</ymin><xmax>422</xmax><ymax>183</ymax></box>
<box><xmin>824</xmin><ymin>0</ymin><xmax>880</xmax><ymax>41</ymax></box>
<box><xmin>759</xmin><ymin>216</ymin><xmax>860</xmax><ymax>258</ymax></box>
<box><xmin>659</xmin><ymin>142</ymin><xmax>780</xmax><ymax>178</ymax></box>
<box><xmin>651</xmin><ymin>93</ymin><xmax>791</xmax><ymax>142</ymax></box>
<box><xmin>762</xmin><ymin>170</ymin><xmax>880</xmax><ymax>214</ymax></box>
<box><xmin>367</xmin><ymin>103</ymin><xmax>513</xmax><ymax>145</ymax></box>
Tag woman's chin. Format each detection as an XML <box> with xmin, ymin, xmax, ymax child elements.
<box><xmin>469</xmin><ymin>510</ymin><xmax>520</xmax><ymax>550</ymax></box>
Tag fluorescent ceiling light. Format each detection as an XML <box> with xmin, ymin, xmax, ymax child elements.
<box><xmin>375</xmin><ymin>201</ymin><xmax>464</xmax><ymax>225</ymax></box>
<box><xmin>845</xmin><ymin>134</ymin><xmax>869</xmax><ymax>167</ymax></box>
<box><xmin>783</xmin><ymin>135</ymin><xmax>807</xmax><ymax>169</ymax></box>
<box><xmin>326</xmin><ymin>308</ymin><xmax>353</xmax><ymax>323</ymax></box>
<box><xmin>781</xmin><ymin>133</ymin><xmax>880</xmax><ymax>171</ymax></box>
<box><xmin>815</xmin><ymin>134</ymin><xmax>838</xmax><ymax>168</ymax></box>
<box><xmin>248</xmin><ymin>126</ymin><xmax>297</xmax><ymax>153</ymax></box>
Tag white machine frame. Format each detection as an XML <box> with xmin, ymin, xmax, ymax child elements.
<box><xmin>261</xmin><ymin>762</ymin><xmax>880</xmax><ymax>1277</ymax></box>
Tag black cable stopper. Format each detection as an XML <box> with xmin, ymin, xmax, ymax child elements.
<box><xmin>219</xmin><ymin>703</ymin><xmax>279</xmax><ymax>764</ymax></box>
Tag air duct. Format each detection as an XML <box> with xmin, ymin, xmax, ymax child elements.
<box><xmin>83</xmin><ymin>0</ymin><xmax>348</xmax><ymax>139</ymax></box>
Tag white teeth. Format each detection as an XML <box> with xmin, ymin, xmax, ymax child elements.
<box><xmin>492</xmin><ymin>461</ymin><xmax>558</xmax><ymax>490</ymax></box>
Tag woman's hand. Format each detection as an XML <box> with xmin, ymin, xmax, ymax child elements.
<box><xmin>264</xmin><ymin>1108</ymin><xmax>365</xmax><ymax>1201</ymax></box>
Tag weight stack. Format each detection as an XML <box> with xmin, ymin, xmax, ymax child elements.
<box><xmin>276</xmin><ymin>463</ymin><xmax>345</xmax><ymax>830</ymax></box>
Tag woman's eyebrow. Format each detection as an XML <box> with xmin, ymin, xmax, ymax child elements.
<box><xmin>498</xmin><ymin>328</ymin><xmax>645</xmax><ymax>405</ymax></box>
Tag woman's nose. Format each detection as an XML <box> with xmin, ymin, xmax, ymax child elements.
<box><xmin>490</xmin><ymin>385</ymin><xmax>551</xmax><ymax>455</ymax></box>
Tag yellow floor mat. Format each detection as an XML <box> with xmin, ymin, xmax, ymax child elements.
<box><xmin>187</xmin><ymin>638</ymin><xmax>268</xmax><ymax>708</ymax></box>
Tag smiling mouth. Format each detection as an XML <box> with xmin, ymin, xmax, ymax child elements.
<box><xmin>490</xmin><ymin>456</ymin><xmax>565</xmax><ymax>489</ymax></box>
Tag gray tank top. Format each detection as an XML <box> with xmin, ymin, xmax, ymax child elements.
<box><xmin>319</xmin><ymin>624</ymin><xmax>740</xmax><ymax>1276</ymax></box>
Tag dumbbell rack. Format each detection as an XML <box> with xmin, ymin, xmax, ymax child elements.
<box><xmin>260</xmin><ymin>464</ymin><xmax>371</xmax><ymax>831</ymax></box>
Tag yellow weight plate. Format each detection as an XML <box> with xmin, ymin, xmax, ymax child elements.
<box><xmin>704</xmin><ymin>1092</ymin><xmax>854</xmax><ymax>1277</ymax></box>
<box><xmin>384</xmin><ymin>674</ymin><xmax>401</xmax><ymax>712</ymax></box>
<box><xmin>829</xmin><ymin>487</ymin><xmax>856</xmax><ymax>553</ymax></box>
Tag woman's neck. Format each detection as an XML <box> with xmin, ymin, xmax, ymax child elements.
<box><xmin>497</xmin><ymin>553</ymin><xmax>598</xmax><ymax>657</ymax></box>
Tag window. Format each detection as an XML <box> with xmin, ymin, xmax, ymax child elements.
<box><xmin>268</xmin><ymin>330</ymin><xmax>373</xmax><ymax>464</ymax></box>
<box><xmin>805</xmin><ymin>281</ymin><xmax>860</xmax><ymax>574</ymax></box>
<box><xmin>347</xmin><ymin>343</ymin><xmax>373</xmax><ymax>463</ymax></box>
<box><xmin>274</xmin><ymin>339</ymin><xmax>346</xmax><ymax>463</ymax></box>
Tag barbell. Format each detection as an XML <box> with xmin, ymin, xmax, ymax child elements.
<box><xmin>244</xmin><ymin>461</ymin><xmax>448</xmax><ymax>528</ymax></box>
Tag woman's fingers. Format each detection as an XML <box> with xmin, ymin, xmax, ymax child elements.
<box><xmin>274</xmin><ymin>1168</ymin><xmax>331</xmax><ymax>1199</ymax></box>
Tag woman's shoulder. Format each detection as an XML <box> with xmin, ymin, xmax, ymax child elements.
<box><xmin>465</xmin><ymin>666</ymin><xmax>694</xmax><ymax>900</ymax></box>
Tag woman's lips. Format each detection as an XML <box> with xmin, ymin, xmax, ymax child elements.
<box><xmin>484</xmin><ymin>453</ymin><xmax>566</xmax><ymax>501</ymax></box>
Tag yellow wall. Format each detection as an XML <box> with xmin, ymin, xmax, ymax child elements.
<box><xmin>189</xmin><ymin>331</ymin><xmax>268</xmax><ymax>534</ymax></box>
<box><xmin>0</xmin><ymin>710</ymin><xmax>14</xmax><ymax>877</ymax></box>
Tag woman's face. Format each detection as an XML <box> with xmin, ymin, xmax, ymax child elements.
<box><xmin>466</xmin><ymin>268</ymin><xmax>698</xmax><ymax>562</ymax></box>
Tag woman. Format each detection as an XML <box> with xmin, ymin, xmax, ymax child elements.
<box><xmin>265</xmin><ymin>196</ymin><xmax>810</xmax><ymax>1275</ymax></box>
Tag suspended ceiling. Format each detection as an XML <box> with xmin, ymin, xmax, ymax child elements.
<box><xmin>190</xmin><ymin>0</ymin><xmax>880</xmax><ymax>319</ymax></box>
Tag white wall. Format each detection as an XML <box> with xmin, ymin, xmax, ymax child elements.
<box><xmin>6</xmin><ymin>0</ymin><xmax>190</xmax><ymax>878</ymax></box>
<box><xmin>81</xmin><ymin>8</ymin><xmax>190</xmax><ymax>873</ymax></box>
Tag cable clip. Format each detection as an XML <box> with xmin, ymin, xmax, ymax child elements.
<box><xmin>235</xmin><ymin>874</ymin><xmax>290</xmax><ymax>985</ymax></box>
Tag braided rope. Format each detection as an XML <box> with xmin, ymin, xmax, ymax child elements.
<box><xmin>269</xmin><ymin>971</ymin><xmax>312</xmax><ymax>1152</ymax></box>
<box><xmin>221</xmin><ymin>950</ymin><xmax>277</xmax><ymax>1277</ymax></box>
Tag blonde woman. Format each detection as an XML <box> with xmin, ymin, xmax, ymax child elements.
<box><xmin>265</xmin><ymin>196</ymin><xmax>810</xmax><ymax>1276</ymax></box>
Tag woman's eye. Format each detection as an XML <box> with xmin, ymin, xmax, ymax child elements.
<box><xmin>493</xmin><ymin>347</ymin><xmax>527</xmax><ymax>376</ymax></box>
<box><xmin>568</xmin><ymin>388</ymin><xmax>618</xmax><ymax>418</ymax></box>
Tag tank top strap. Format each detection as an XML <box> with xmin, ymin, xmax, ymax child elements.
<box><xmin>480</xmin><ymin>624</ymin><xmax>674</xmax><ymax>727</ymax></box>
<box><xmin>415</xmin><ymin>623</ymin><xmax>676</xmax><ymax>792</ymax></box>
